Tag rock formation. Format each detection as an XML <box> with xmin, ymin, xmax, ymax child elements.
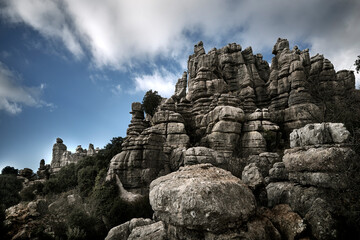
<box><xmin>267</xmin><ymin>123</ymin><xmax>358</xmax><ymax>239</ymax></box>
<box><xmin>50</xmin><ymin>138</ymin><xmax>99</xmax><ymax>173</ymax></box>
<box><xmin>102</xmin><ymin>38</ymin><xmax>359</xmax><ymax>239</ymax></box>
<box><xmin>107</xmin><ymin>38</ymin><xmax>355</xmax><ymax>193</ymax></box>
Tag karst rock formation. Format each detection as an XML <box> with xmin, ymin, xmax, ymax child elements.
<box><xmin>103</xmin><ymin>38</ymin><xmax>360</xmax><ymax>239</ymax></box>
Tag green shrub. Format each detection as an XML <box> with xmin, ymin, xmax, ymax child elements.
<box><xmin>77</xmin><ymin>166</ymin><xmax>97</xmax><ymax>197</ymax></box>
<box><xmin>20</xmin><ymin>186</ymin><xmax>36</xmax><ymax>201</ymax></box>
<box><xmin>65</xmin><ymin>207</ymin><xmax>101</xmax><ymax>240</ymax></box>
<box><xmin>0</xmin><ymin>205</ymin><xmax>9</xmax><ymax>239</ymax></box>
<box><xmin>142</xmin><ymin>90</ymin><xmax>162</xmax><ymax>116</ymax></box>
<box><xmin>0</xmin><ymin>175</ymin><xmax>22</xmax><ymax>208</ymax></box>
<box><xmin>1</xmin><ymin>166</ymin><xmax>18</xmax><ymax>175</ymax></box>
<box><xmin>43</xmin><ymin>164</ymin><xmax>78</xmax><ymax>194</ymax></box>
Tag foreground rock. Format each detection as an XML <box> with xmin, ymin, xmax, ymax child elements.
<box><xmin>150</xmin><ymin>164</ymin><xmax>256</xmax><ymax>233</ymax></box>
<box><xmin>267</xmin><ymin>123</ymin><xmax>360</xmax><ymax>239</ymax></box>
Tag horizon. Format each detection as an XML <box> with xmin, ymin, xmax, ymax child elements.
<box><xmin>1</xmin><ymin>0</ymin><xmax>360</xmax><ymax>172</ymax></box>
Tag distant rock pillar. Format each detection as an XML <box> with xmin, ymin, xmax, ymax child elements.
<box><xmin>51</xmin><ymin>138</ymin><xmax>67</xmax><ymax>170</ymax></box>
<box><xmin>87</xmin><ymin>143</ymin><xmax>96</xmax><ymax>156</ymax></box>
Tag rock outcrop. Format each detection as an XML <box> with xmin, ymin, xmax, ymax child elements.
<box><xmin>107</xmin><ymin>38</ymin><xmax>356</xmax><ymax>196</ymax></box>
<box><xmin>267</xmin><ymin>123</ymin><xmax>359</xmax><ymax>239</ymax></box>
<box><xmin>50</xmin><ymin>138</ymin><xmax>99</xmax><ymax>173</ymax></box>
<box><xmin>103</xmin><ymin>39</ymin><xmax>358</xmax><ymax>239</ymax></box>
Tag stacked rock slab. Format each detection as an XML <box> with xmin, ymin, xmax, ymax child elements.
<box><xmin>107</xmin><ymin>107</ymin><xmax>190</xmax><ymax>194</ymax></box>
<box><xmin>267</xmin><ymin>38</ymin><xmax>355</xmax><ymax>134</ymax></box>
<box><xmin>241</xmin><ymin>108</ymin><xmax>280</xmax><ymax>156</ymax></box>
<box><xmin>266</xmin><ymin>123</ymin><xmax>357</xmax><ymax>240</ymax></box>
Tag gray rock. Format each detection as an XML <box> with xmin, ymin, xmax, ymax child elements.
<box><xmin>242</xmin><ymin>163</ymin><xmax>264</xmax><ymax>189</ymax></box>
<box><xmin>105</xmin><ymin>218</ymin><xmax>153</xmax><ymax>240</ymax></box>
<box><xmin>290</xmin><ymin>123</ymin><xmax>350</xmax><ymax>148</ymax></box>
<box><xmin>304</xmin><ymin>198</ymin><xmax>337</xmax><ymax>240</ymax></box>
<box><xmin>128</xmin><ymin>221</ymin><xmax>166</xmax><ymax>240</ymax></box>
<box><xmin>263</xmin><ymin>204</ymin><xmax>307</xmax><ymax>240</ymax></box>
<box><xmin>150</xmin><ymin>164</ymin><xmax>256</xmax><ymax>232</ymax></box>
<box><xmin>269</xmin><ymin>162</ymin><xmax>288</xmax><ymax>182</ymax></box>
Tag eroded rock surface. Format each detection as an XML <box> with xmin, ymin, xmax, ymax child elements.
<box><xmin>150</xmin><ymin>164</ymin><xmax>256</xmax><ymax>232</ymax></box>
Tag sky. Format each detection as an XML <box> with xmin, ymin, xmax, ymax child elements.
<box><xmin>0</xmin><ymin>0</ymin><xmax>359</xmax><ymax>172</ymax></box>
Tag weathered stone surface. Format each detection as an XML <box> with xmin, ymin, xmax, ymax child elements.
<box><xmin>242</xmin><ymin>163</ymin><xmax>264</xmax><ymax>189</ymax></box>
<box><xmin>290</xmin><ymin>123</ymin><xmax>350</xmax><ymax>148</ymax></box>
<box><xmin>283</xmin><ymin>147</ymin><xmax>356</xmax><ymax>173</ymax></box>
<box><xmin>304</xmin><ymin>198</ymin><xmax>337</xmax><ymax>240</ymax></box>
<box><xmin>263</xmin><ymin>204</ymin><xmax>307</xmax><ymax>240</ymax></box>
<box><xmin>269</xmin><ymin>162</ymin><xmax>288</xmax><ymax>182</ymax></box>
<box><xmin>184</xmin><ymin>147</ymin><xmax>225</xmax><ymax>167</ymax></box>
<box><xmin>50</xmin><ymin>138</ymin><xmax>99</xmax><ymax>173</ymax></box>
<box><xmin>128</xmin><ymin>221</ymin><xmax>166</xmax><ymax>240</ymax></box>
<box><xmin>105</xmin><ymin>218</ymin><xmax>154</xmax><ymax>240</ymax></box>
<box><xmin>150</xmin><ymin>164</ymin><xmax>256</xmax><ymax>232</ymax></box>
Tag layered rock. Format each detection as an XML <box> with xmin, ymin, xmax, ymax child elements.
<box><xmin>107</xmin><ymin>108</ymin><xmax>190</xmax><ymax>194</ymax></box>
<box><xmin>107</xmin><ymin>38</ymin><xmax>356</xmax><ymax>198</ymax></box>
<box><xmin>266</xmin><ymin>123</ymin><xmax>358</xmax><ymax>239</ymax></box>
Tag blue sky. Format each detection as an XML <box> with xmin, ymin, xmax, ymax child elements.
<box><xmin>0</xmin><ymin>0</ymin><xmax>359</xmax><ymax>172</ymax></box>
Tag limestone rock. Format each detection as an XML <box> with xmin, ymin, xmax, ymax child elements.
<box><xmin>304</xmin><ymin>198</ymin><xmax>337</xmax><ymax>240</ymax></box>
<box><xmin>242</xmin><ymin>163</ymin><xmax>264</xmax><ymax>190</ymax></box>
<box><xmin>290</xmin><ymin>123</ymin><xmax>350</xmax><ymax>148</ymax></box>
<box><xmin>149</xmin><ymin>164</ymin><xmax>256</xmax><ymax>232</ymax></box>
<box><xmin>105</xmin><ymin>218</ymin><xmax>154</xmax><ymax>240</ymax></box>
<box><xmin>184</xmin><ymin>147</ymin><xmax>225</xmax><ymax>168</ymax></box>
<box><xmin>263</xmin><ymin>204</ymin><xmax>307</xmax><ymax>240</ymax></box>
<box><xmin>283</xmin><ymin>147</ymin><xmax>356</xmax><ymax>189</ymax></box>
<box><xmin>128</xmin><ymin>221</ymin><xmax>166</xmax><ymax>240</ymax></box>
<box><xmin>269</xmin><ymin>162</ymin><xmax>288</xmax><ymax>182</ymax></box>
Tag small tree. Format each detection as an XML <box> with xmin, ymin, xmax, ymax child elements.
<box><xmin>355</xmin><ymin>55</ymin><xmax>360</xmax><ymax>74</ymax></box>
<box><xmin>142</xmin><ymin>90</ymin><xmax>162</xmax><ymax>116</ymax></box>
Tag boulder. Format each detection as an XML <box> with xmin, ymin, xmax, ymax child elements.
<box><xmin>149</xmin><ymin>164</ymin><xmax>256</xmax><ymax>232</ymax></box>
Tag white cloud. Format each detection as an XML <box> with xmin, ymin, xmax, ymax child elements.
<box><xmin>2</xmin><ymin>0</ymin><xmax>360</xmax><ymax>87</ymax></box>
<box><xmin>111</xmin><ymin>84</ymin><xmax>122</xmax><ymax>95</ymax></box>
<box><xmin>133</xmin><ymin>68</ymin><xmax>179</xmax><ymax>97</ymax></box>
<box><xmin>0</xmin><ymin>61</ymin><xmax>53</xmax><ymax>114</ymax></box>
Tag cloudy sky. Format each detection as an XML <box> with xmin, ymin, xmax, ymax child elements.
<box><xmin>0</xmin><ymin>0</ymin><xmax>359</xmax><ymax>171</ymax></box>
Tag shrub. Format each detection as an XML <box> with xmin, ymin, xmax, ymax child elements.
<box><xmin>77</xmin><ymin>166</ymin><xmax>97</xmax><ymax>197</ymax></box>
<box><xmin>0</xmin><ymin>175</ymin><xmax>22</xmax><ymax>208</ymax></box>
<box><xmin>142</xmin><ymin>90</ymin><xmax>162</xmax><ymax>116</ymax></box>
<box><xmin>20</xmin><ymin>186</ymin><xmax>36</xmax><ymax>202</ymax></box>
<box><xmin>1</xmin><ymin>166</ymin><xmax>18</xmax><ymax>176</ymax></box>
<box><xmin>0</xmin><ymin>205</ymin><xmax>9</xmax><ymax>239</ymax></box>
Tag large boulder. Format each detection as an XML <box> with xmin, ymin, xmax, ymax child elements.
<box><xmin>149</xmin><ymin>164</ymin><xmax>256</xmax><ymax>232</ymax></box>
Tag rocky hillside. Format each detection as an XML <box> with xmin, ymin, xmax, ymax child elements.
<box><xmin>2</xmin><ymin>38</ymin><xmax>360</xmax><ymax>240</ymax></box>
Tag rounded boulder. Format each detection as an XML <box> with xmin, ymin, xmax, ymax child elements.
<box><xmin>149</xmin><ymin>164</ymin><xmax>256</xmax><ymax>232</ymax></box>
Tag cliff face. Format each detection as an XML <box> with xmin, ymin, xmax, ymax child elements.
<box><xmin>107</xmin><ymin>38</ymin><xmax>355</xmax><ymax>194</ymax></box>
